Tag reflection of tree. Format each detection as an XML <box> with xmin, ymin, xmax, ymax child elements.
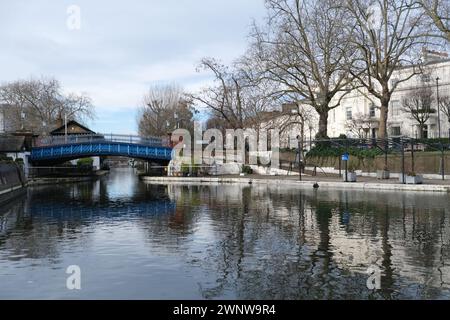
<box><xmin>0</xmin><ymin>195</ymin><xmax>63</xmax><ymax>262</ymax></box>
<box><xmin>0</xmin><ymin>170</ymin><xmax>179</xmax><ymax>263</ymax></box>
<box><xmin>379</xmin><ymin>205</ymin><xmax>394</xmax><ymax>299</ymax></box>
<box><xmin>3</xmin><ymin>172</ymin><xmax>450</xmax><ymax>299</ymax></box>
<box><xmin>183</xmin><ymin>185</ymin><xmax>450</xmax><ymax>299</ymax></box>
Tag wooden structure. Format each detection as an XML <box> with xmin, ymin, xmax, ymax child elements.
<box><xmin>50</xmin><ymin>120</ymin><xmax>96</xmax><ymax>136</ymax></box>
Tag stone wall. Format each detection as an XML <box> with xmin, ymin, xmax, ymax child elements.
<box><xmin>0</xmin><ymin>163</ymin><xmax>26</xmax><ymax>205</ymax></box>
<box><xmin>306</xmin><ymin>152</ymin><xmax>450</xmax><ymax>175</ymax></box>
<box><xmin>0</xmin><ymin>163</ymin><xmax>25</xmax><ymax>190</ymax></box>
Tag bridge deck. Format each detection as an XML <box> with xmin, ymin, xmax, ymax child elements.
<box><xmin>31</xmin><ymin>134</ymin><xmax>173</xmax><ymax>163</ymax></box>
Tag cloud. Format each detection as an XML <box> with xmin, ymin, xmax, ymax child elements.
<box><xmin>0</xmin><ymin>0</ymin><xmax>266</xmax><ymax>133</ymax></box>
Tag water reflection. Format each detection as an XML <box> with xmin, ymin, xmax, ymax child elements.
<box><xmin>1</xmin><ymin>168</ymin><xmax>450</xmax><ymax>299</ymax></box>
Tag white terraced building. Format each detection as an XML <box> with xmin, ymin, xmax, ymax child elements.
<box><xmin>262</xmin><ymin>51</ymin><xmax>450</xmax><ymax>147</ymax></box>
<box><xmin>328</xmin><ymin>53</ymin><xmax>450</xmax><ymax>139</ymax></box>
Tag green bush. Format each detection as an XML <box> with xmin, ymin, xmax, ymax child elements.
<box><xmin>307</xmin><ymin>145</ymin><xmax>383</xmax><ymax>159</ymax></box>
<box><xmin>181</xmin><ymin>160</ymin><xmax>199</xmax><ymax>176</ymax></box>
<box><xmin>242</xmin><ymin>165</ymin><xmax>253</xmax><ymax>174</ymax></box>
<box><xmin>77</xmin><ymin>158</ymin><xmax>94</xmax><ymax>167</ymax></box>
<box><xmin>416</xmin><ymin>138</ymin><xmax>450</xmax><ymax>144</ymax></box>
<box><xmin>0</xmin><ymin>155</ymin><xmax>14</xmax><ymax>163</ymax></box>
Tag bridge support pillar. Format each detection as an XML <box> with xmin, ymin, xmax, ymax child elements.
<box><xmin>92</xmin><ymin>157</ymin><xmax>101</xmax><ymax>171</ymax></box>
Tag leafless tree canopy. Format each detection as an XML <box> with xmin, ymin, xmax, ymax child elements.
<box><xmin>0</xmin><ymin>77</ymin><xmax>95</xmax><ymax>134</ymax></box>
<box><xmin>137</xmin><ymin>84</ymin><xmax>196</xmax><ymax>137</ymax></box>
<box><xmin>417</xmin><ymin>0</ymin><xmax>450</xmax><ymax>42</ymax></box>
<box><xmin>402</xmin><ymin>86</ymin><xmax>436</xmax><ymax>138</ymax></box>
<box><xmin>246</xmin><ymin>0</ymin><xmax>356</xmax><ymax>138</ymax></box>
<box><xmin>346</xmin><ymin>0</ymin><xmax>429</xmax><ymax>139</ymax></box>
<box><xmin>439</xmin><ymin>95</ymin><xmax>450</xmax><ymax>124</ymax></box>
<box><xmin>193</xmin><ymin>58</ymin><xmax>277</xmax><ymax>130</ymax></box>
<box><xmin>346</xmin><ymin>112</ymin><xmax>377</xmax><ymax>138</ymax></box>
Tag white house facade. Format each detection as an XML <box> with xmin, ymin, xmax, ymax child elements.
<box><xmin>328</xmin><ymin>56</ymin><xmax>450</xmax><ymax>139</ymax></box>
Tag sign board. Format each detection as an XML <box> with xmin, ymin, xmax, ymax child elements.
<box><xmin>342</xmin><ymin>153</ymin><xmax>349</xmax><ymax>161</ymax></box>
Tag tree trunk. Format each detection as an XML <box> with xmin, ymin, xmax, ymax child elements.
<box><xmin>418</xmin><ymin>124</ymin><xmax>424</xmax><ymax>139</ymax></box>
<box><xmin>316</xmin><ymin>112</ymin><xmax>329</xmax><ymax>139</ymax></box>
<box><xmin>378</xmin><ymin>101</ymin><xmax>389</xmax><ymax>140</ymax></box>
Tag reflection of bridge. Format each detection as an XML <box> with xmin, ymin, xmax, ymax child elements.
<box><xmin>30</xmin><ymin>134</ymin><xmax>173</xmax><ymax>164</ymax></box>
<box><xmin>28</xmin><ymin>200</ymin><xmax>177</xmax><ymax>218</ymax></box>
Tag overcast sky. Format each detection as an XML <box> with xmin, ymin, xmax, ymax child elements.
<box><xmin>0</xmin><ymin>0</ymin><xmax>266</xmax><ymax>134</ymax></box>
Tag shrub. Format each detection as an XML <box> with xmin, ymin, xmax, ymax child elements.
<box><xmin>242</xmin><ymin>165</ymin><xmax>253</xmax><ymax>174</ymax></box>
<box><xmin>307</xmin><ymin>145</ymin><xmax>383</xmax><ymax>159</ymax></box>
<box><xmin>181</xmin><ymin>160</ymin><xmax>199</xmax><ymax>176</ymax></box>
<box><xmin>0</xmin><ymin>155</ymin><xmax>14</xmax><ymax>163</ymax></box>
<box><xmin>77</xmin><ymin>158</ymin><xmax>94</xmax><ymax>167</ymax></box>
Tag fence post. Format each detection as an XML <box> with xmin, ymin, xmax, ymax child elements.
<box><xmin>401</xmin><ymin>139</ymin><xmax>405</xmax><ymax>184</ymax></box>
<box><xmin>338</xmin><ymin>156</ymin><xmax>341</xmax><ymax>178</ymax></box>
<box><xmin>411</xmin><ymin>139</ymin><xmax>415</xmax><ymax>174</ymax></box>
<box><xmin>298</xmin><ymin>139</ymin><xmax>302</xmax><ymax>181</ymax></box>
<box><xmin>441</xmin><ymin>142</ymin><xmax>445</xmax><ymax>181</ymax></box>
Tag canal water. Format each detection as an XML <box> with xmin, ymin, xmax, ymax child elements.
<box><xmin>1</xmin><ymin>168</ymin><xmax>450</xmax><ymax>299</ymax></box>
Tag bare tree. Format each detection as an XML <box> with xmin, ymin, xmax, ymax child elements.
<box><xmin>137</xmin><ymin>84</ymin><xmax>196</xmax><ymax>137</ymax></box>
<box><xmin>0</xmin><ymin>77</ymin><xmax>95</xmax><ymax>134</ymax></box>
<box><xmin>193</xmin><ymin>58</ymin><xmax>276</xmax><ymax>130</ymax></box>
<box><xmin>417</xmin><ymin>0</ymin><xmax>450</xmax><ymax>42</ymax></box>
<box><xmin>402</xmin><ymin>87</ymin><xmax>436</xmax><ymax>138</ymax></box>
<box><xmin>247</xmin><ymin>0</ymin><xmax>356</xmax><ymax>139</ymax></box>
<box><xmin>346</xmin><ymin>112</ymin><xmax>376</xmax><ymax>138</ymax></box>
<box><xmin>346</xmin><ymin>0</ymin><xmax>428</xmax><ymax>140</ymax></box>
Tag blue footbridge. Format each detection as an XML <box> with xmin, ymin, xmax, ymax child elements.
<box><xmin>30</xmin><ymin>134</ymin><xmax>173</xmax><ymax>165</ymax></box>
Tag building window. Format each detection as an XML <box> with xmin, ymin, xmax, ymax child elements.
<box><xmin>391</xmin><ymin>78</ymin><xmax>399</xmax><ymax>87</ymax></box>
<box><xmin>423</xmin><ymin>125</ymin><xmax>428</xmax><ymax>139</ymax></box>
<box><xmin>421</xmin><ymin>74</ymin><xmax>431</xmax><ymax>83</ymax></box>
<box><xmin>369</xmin><ymin>104</ymin><xmax>376</xmax><ymax>118</ymax></box>
<box><xmin>391</xmin><ymin>126</ymin><xmax>401</xmax><ymax>136</ymax></box>
<box><xmin>391</xmin><ymin>100</ymin><xmax>400</xmax><ymax>116</ymax></box>
<box><xmin>346</xmin><ymin>107</ymin><xmax>352</xmax><ymax>120</ymax></box>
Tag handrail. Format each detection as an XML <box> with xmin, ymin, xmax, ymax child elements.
<box><xmin>34</xmin><ymin>133</ymin><xmax>170</xmax><ymax>148</ymax></box>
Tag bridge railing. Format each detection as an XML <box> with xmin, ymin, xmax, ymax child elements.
<box><xmin>34</xmin><ymin>133</ymin><xmax>170</xmax><ymax>148</ymax></box>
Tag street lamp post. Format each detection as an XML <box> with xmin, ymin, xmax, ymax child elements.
<box><xmin>64</xmin><ymin>113</ymin><xmax>68</xmax><ymax>143</ymax></box>
<box><xmin>309</xmin><ymin>125</ymin><xmax>313</xmax><ymax>151</ymax></box>
<box><xmin>436</xmin><ymin>77</ymin><xmax>441</xmax><ymax>139</ymax></box>
<box><xmin>298</xmin><ymin>136</ymin><xmax>302</xmax><ymax>181</ymax></box>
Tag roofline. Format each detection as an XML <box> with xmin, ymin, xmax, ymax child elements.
<box><xmin>50</xmin><ymin>120</ymin><xmax>96</xmax><ymax>134</ymax></box>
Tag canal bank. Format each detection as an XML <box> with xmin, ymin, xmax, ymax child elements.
<box><xmin>27</xmin><ymin>170</ymin><xmax>110</xmax><ymax>186</ymax></box>
<box><xmin>0</xmin><ymin>163</ymin><xmax>27</xmax><ymax>205</ymax></box>
<box><xmin>141</xmin><ymin>175</ymin><xmax>450</xmax><ymax>193</ymax></box>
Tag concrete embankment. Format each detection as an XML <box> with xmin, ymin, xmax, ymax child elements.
<box><xmin>141</xmin><ymin>176</ymin><xmax>450</xmax><ymax>193</ymax></box>
<box><xmin>27</xmin><ymin>170</ymin><xmax>109</xmax><ymax>186</ymax></box>
<box><xmin>0</xmin><ymin>163</ymin><xmax>27</xmax><ymax>205</ymax></box>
